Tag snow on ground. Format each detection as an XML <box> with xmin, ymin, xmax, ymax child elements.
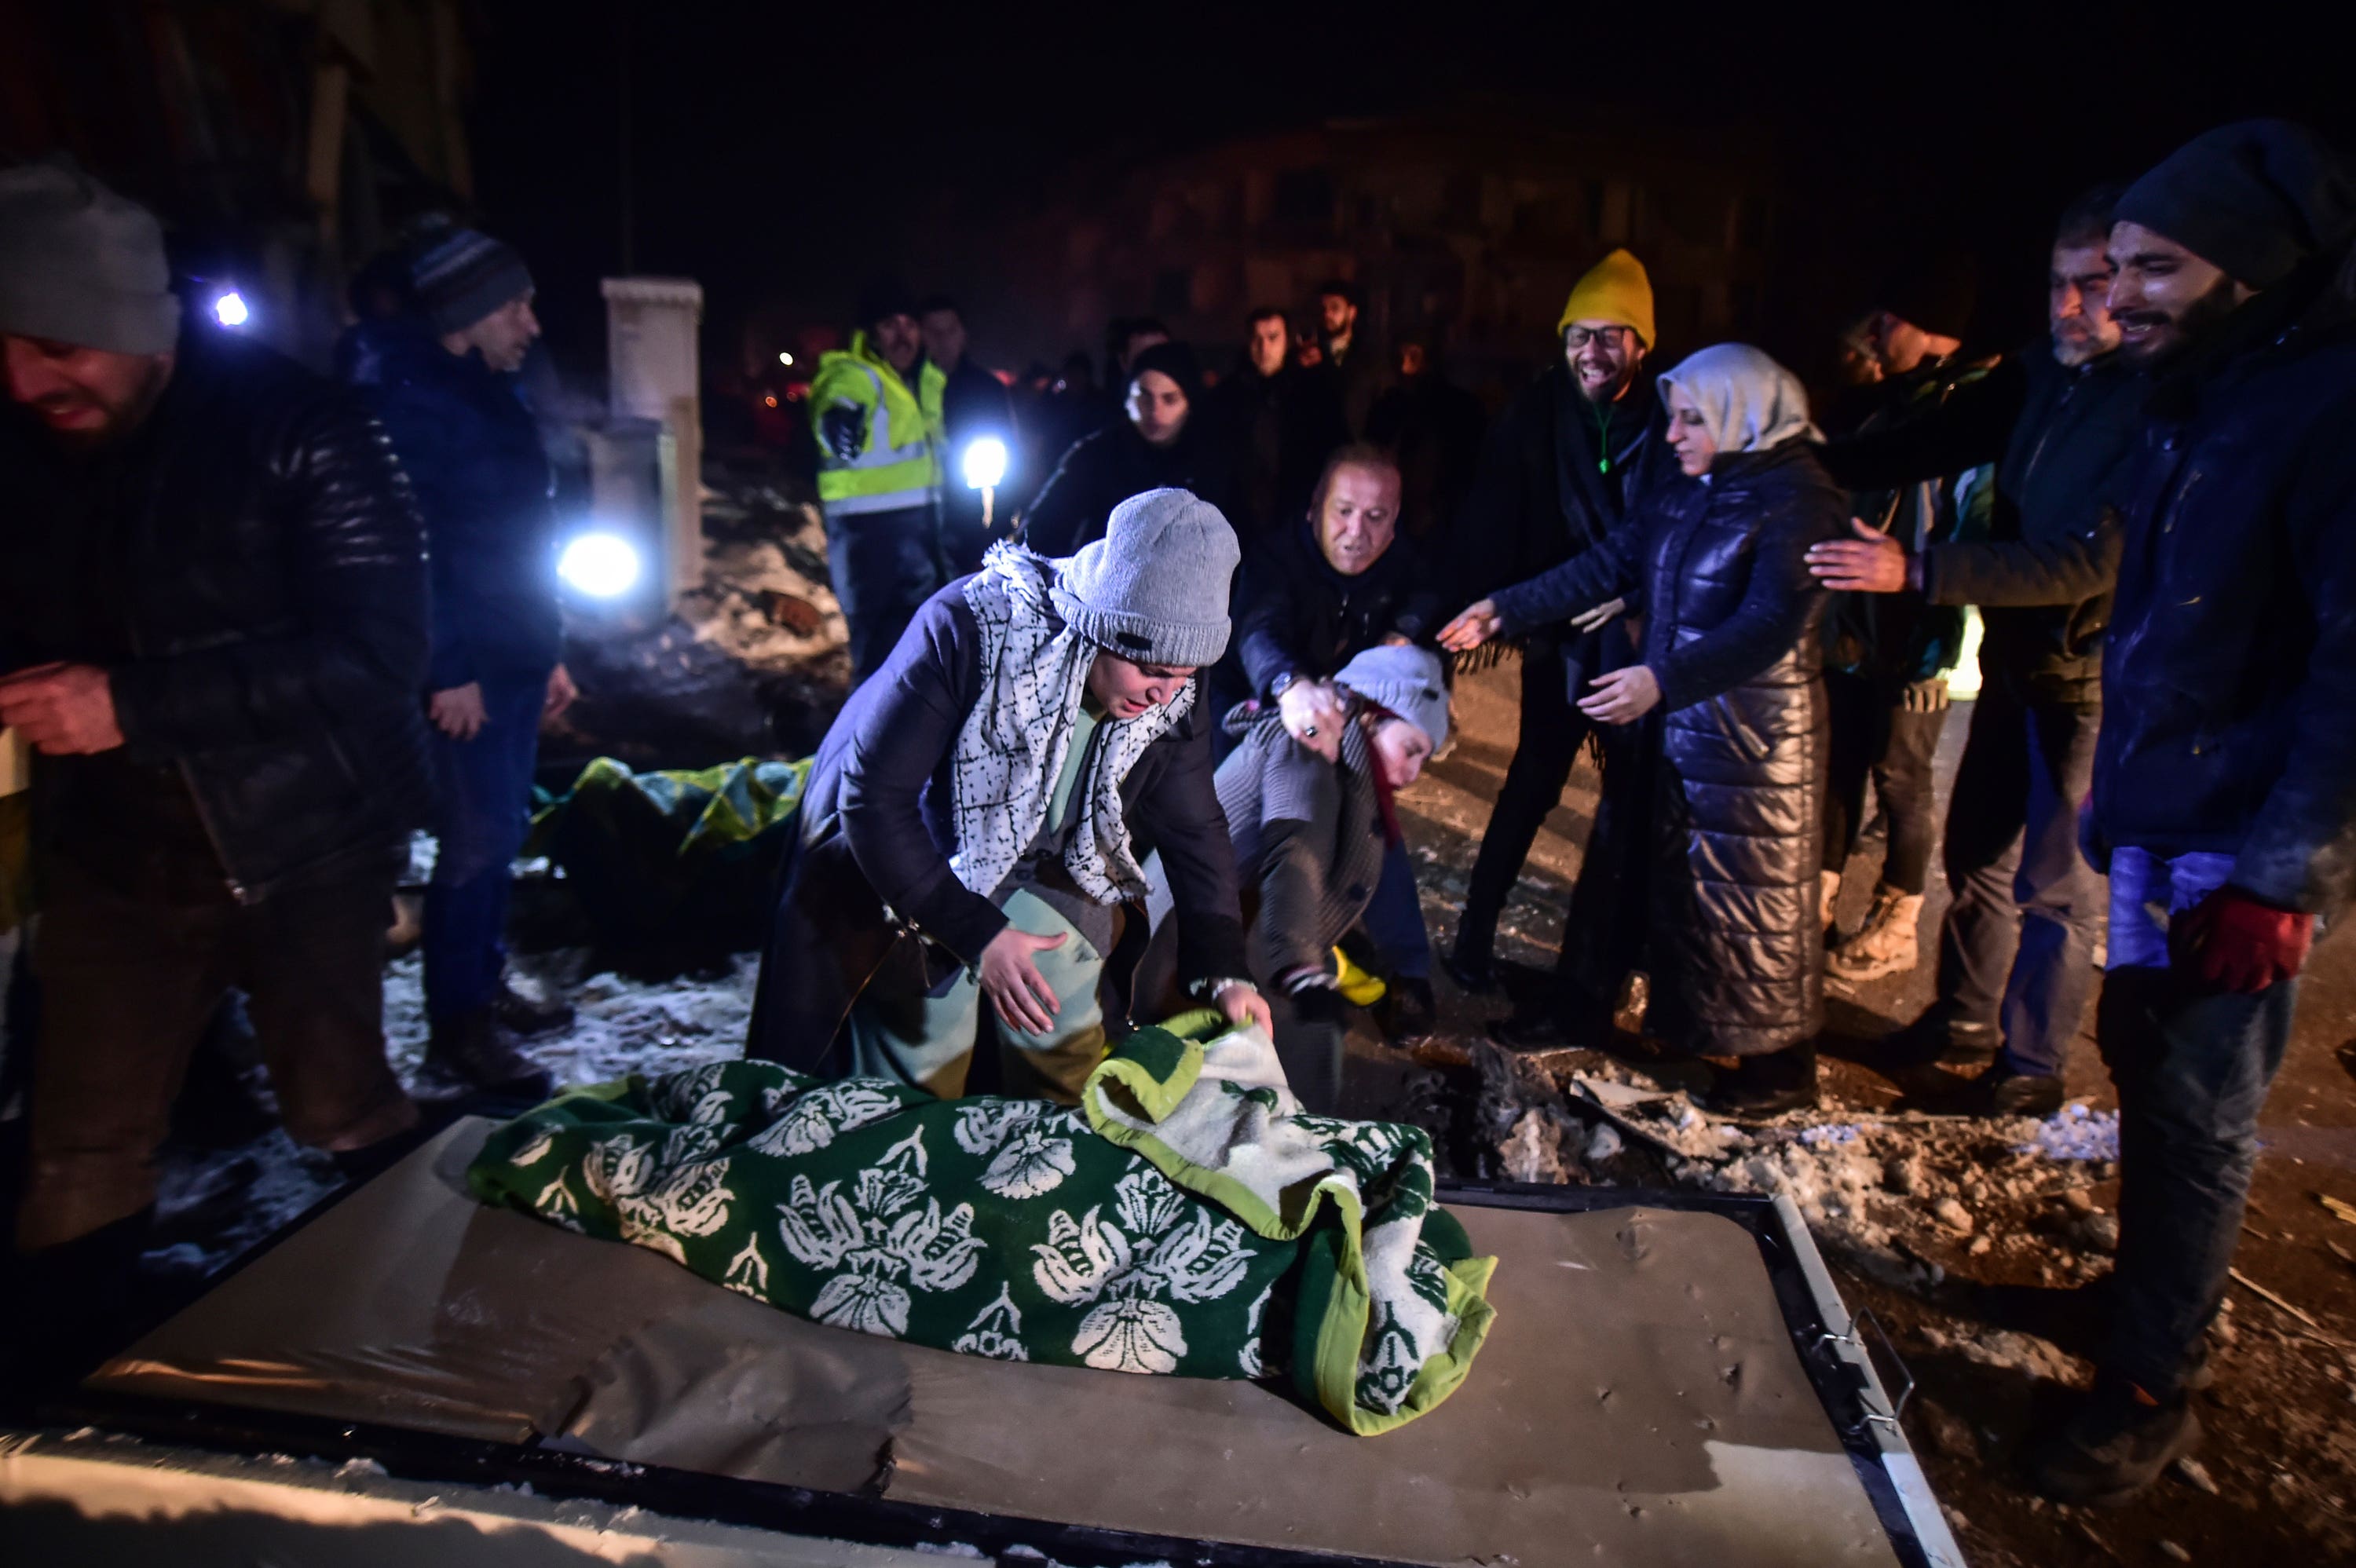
<box><xmin>150</xmin><ymin>951</ymin><xmax>757</xmax><ymax>1285</ymax></box>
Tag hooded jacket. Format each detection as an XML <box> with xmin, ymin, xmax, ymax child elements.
<box><xmin>2091</xmin><ymin>256</ymin><xmax>2356</xmax><ymax>916</ymax></box>
<box><xmin>1821</xmin><ymin>346</ymin><xmax>2146</xmax><ymax>704</ymax></box>
<box><xmin>342</xmin><ymin>315</ymin><xmax>562</xmax><ymax>691</ymax></box>
<box><xmin>1491</xmin><ymin>416</ymin><xmax>1844</xmax><ymax>1054</ymax></box>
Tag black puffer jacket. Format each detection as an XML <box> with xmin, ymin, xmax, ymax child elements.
<box><xmin>750</xmin><ymin>579</ymin><xmax>1247</xmax><ymax>1070</ymax></box>
<box><xmin>0</xmin><ymin>331</ymin><xmax>431</xmax><ymax>901</ymax></box>
<box><xmin>1492</xmin><ymin>440</ymin><xmax>1846</xmax><ymax>1053</ymax></box>
<box><xmin>2092</xmin><ymin>261</ymin><xmax>2356</xmax><ymax>917</ymax></box>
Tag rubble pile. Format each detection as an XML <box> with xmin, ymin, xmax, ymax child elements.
<box><xmin>1464</xmin><ymin>1040</ymin><xmax>2125</xmax><ymax>1303</ymax></box>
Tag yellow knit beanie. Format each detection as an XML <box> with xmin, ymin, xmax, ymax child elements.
<box><xmin>1557</xmin><ymin>248</ymin><xmax>1656</xmax><ymax>347</ymax></box>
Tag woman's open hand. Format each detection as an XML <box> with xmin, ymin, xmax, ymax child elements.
<box><xmin>1438</xmin><ymin>599</ymin><xmax>1503</xmax><ymax>652</ymax></box>
<box><xmin>1578</xmin><ymin>664</ymin><xmax>1663</xmax><ymax>724</ymax></box>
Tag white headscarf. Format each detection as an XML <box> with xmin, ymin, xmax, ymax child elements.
<box><xmin>1657</xmin><ymin>344</ymin><xmax>1820</xmax><ymax>466</ymax></box>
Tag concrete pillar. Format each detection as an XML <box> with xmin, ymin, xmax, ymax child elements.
<box><xmin>601</xmin><ymin>276</ymin><xmax>704</xmax><ymax>607</ymax></box>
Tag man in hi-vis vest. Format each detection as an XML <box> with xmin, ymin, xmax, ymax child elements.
<box><xmin>810</xmin><ymin>276</ymin><xmax>947</xmax><ymax>679</ymax></box>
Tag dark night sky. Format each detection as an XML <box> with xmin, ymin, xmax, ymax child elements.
<box><xmin>465</xmin><ymin>0</ymin><xmax>2356</xmax><ymax>374</ymax></box>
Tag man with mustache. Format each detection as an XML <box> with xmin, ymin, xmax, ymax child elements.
<box><xmin>2022</xmin><ymin>121</ymin><xmax>2356</xmax><ymax>1504</ymax></box>
<box><xmin>1808</xmin><ymin>185</ymin><xmax>2146</xmax><ymax>1117</ymax></box>
<box><xmin>0</xmin><ymin>162</ymin><xmax>430</xmax><ymax>1358</ymax></box>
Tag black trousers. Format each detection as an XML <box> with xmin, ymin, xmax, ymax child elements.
<box><xmin>1822</xmin><ymin>669</ymin><xmax>1945</xmax><ymax>895</ymax></box>
<box><xmin>1933</xmin><ymin>688</ymin><xmax>2104</xmax><ymax>1076</ymax></box>
<box><xmin>16</xmin><ymin>847</ymin><xmax>415</xmax><ymax>1251</ymax></box>
<box><xmin>1458</xmin><ymin>643</ymin><xmax>1593</xmax><ymax>963</ymax></box>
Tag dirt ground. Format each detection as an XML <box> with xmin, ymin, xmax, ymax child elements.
<box><xmin>1345</xmin><ymin>658</ymin><xmax>2356</xmax><ymax>1567</ymax></box>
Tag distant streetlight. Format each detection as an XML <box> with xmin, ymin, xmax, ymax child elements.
<box><xmin>558</xmin><ymin>531</ymin><xmax>642</xmax><ymax>599</ymax></box>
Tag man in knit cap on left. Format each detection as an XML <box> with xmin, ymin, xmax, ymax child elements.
<box><xmin>342</xmin><ymin>222</ymin><xmax>576</xmax><ymax>1099</ymax></box>
<box><xmin>0</xmin><ymin>160</ymin><xmax>430</xmax><ymax>1354</ymax></box>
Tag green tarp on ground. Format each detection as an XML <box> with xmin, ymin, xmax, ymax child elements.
<box><xmin>467</xmin><ymin>1012</ymin><xmax>1497</xmax><ymax>1435</ymax></box>
<box><xmin>527</xmin><ymin>757</ymin><xmax>809</xmax><ymax>956</ymax></box>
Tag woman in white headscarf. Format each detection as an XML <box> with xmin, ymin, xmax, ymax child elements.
<box><xmin>1441</xmin><ymin>345</ymin><xmax>1846</xmax><ymax>1113</ymax></box>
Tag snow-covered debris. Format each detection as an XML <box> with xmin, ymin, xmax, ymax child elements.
<box><xmin>2018</xmin><ymin>1104</ymin><xmax>2120</xmax><ymax>1161</ymax></box>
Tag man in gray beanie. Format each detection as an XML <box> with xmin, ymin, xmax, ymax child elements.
<box><xmin>2024</xmin><ymin>119</ymin><xmax>2356</xmax><ymax>1504</ymax></box>
<box><xmin>0</xmin><ymin>163</ymin><xmax>431</xmax><ymax>1347</ymax></box>
<box><xmin>751</xmin><ymin>488</ymin><xmax>1268</xmax><ymax>1098</ymax></box>
<box><xmin>340</xmin><ymin>221</ymin><xmax>574</xmax><ymax>1098</ymax></box>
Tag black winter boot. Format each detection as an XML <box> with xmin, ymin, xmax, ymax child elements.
<box><xmin>1710</xmin><ymin>1042</ymin><xmax>1820</xmax><ymax>1117</ymax></box>
<box><xmin>2024</xmin><ymin>1376</ymin><xmax>2201</xmax><ymax>1506</ymax></box>
<box><xmin>427</xmin><ymin>1008</ymin><xmax>554</xmax><ymax>1100</ymax></box>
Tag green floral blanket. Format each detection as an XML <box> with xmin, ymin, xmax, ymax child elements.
<box><xmin>466</xmin><ymin>1013</ymin><xmax>1496</xmax><ymax>1434</ymax></box>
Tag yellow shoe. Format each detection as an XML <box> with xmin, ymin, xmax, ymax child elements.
<box><xmin>1334</xmin><ymin>948</ymin><xmax>1388</xmax><ymax>1007</ymax></box>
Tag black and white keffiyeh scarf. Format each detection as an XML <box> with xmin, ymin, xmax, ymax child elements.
<box><xmin>951</xmin><ymin>545</ymin><xmax>1193</xmax><ymax>905</ymax></box>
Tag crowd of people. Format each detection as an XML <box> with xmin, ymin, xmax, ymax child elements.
<box><xmin>1</xmin><ymin>114</ymin><xmax>2353</xmax><ymax>1511</ymax></box>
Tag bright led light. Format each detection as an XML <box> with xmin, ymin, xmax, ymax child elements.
<box><xmin>558</xmin><ymin>532</ymin><xmax>642</xmax><ymax>598</ymax></box>
<box><xmin>777</xmin><ymin>351</ymin><xmax>794</xmax><ymax>366</ymax></box>
<box><xmin>961</xmin><ymin>436</ymin><xmax>1008</xmax><ymax>491</ymax></box>
<box><xmin>212</xmin><ymin>291</ymin><xmax>249</xmax><ymax>327</ymax></box>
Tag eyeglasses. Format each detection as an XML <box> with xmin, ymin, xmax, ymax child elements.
<box><xmin>1564</xmin><ymin>325</ymin><xmax>1635</xmax><ymax>351</ymax></box>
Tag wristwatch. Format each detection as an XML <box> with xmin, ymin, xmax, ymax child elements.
<box><xmin>1269</xmin><ymin>671</ymin><xmax>1298</xmax><ymax>700</ymax></box>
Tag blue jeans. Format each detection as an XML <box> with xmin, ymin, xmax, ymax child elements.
<box><xmin>1363</xmin><ymin>838</ymin><xmax>1432</xmax><ymax>981</ymax></box>
<box><xmin>1934</xmin><ymin>690</ymin><xmax>2105</xmax><ymax>1077</ymax></box>
<box><xmin>2096</xmin><ymin>847</ymin><xmax>2297</xmax><ymax>1398</ymax></box>
<box><xmin>825</xmin><ymin>503</ymin><xmax>945</xmax><ymax>682</ymax></box>
<box><xmin>425</xmin><ymin>674</ymin><xmax>547</xmax><ymax>1022</ymax></box>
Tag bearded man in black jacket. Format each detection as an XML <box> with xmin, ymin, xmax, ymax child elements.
<box><xmin>1809</xmin><ymin>185</ymin><xmax>2146</xmax><ymax>1117</ymax></box>
<box><xmin>1448</xmin><ymin>249</ymin><xmax>1680</xmax><ymax>1043</ymax></box>
<box><xmin>2021</xmin><ymin>121</ymin><xmax>2356</xmax><ymax>1506</ymax></box>
<box><xmin>0</xmin><ymin>164</ymin><xmax>430</xmax><ymax>1315</ymax></box>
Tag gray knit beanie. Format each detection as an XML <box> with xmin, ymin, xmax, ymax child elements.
<box><xmin>1052</xmin><ymin>488</ymin><xmax>1240</xmax><ymax>667</ymax></box>
<box><xmin>0</xmin><ymin>159</ymin><xmax>180</xmax><ymax>355</ymax></box>
<box><xmin>412</xmin><ymin>225</ymin><xmax>534</xmax><ymax>334</ymax></box>
<box><xmin>1336</xmin><ymin>644</ymin><xmax>1450</xmax><ymax>753</ymax></box>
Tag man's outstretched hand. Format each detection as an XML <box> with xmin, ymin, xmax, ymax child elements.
<box><xmin>0</xmin><ymin>663</ymin><xmax>124</xmax><ymax>755</ymax></box>
<box><xmin>429</xmin><ymin>682</ymin><xmax>489</xmax><ymax>740</ymax></box>
<box><xmin>1807</xmin><ymin>517</ymin><xmax>1914</xmax><ymax>593</ymax></box>
<box><xmin>1214</xmin><ymin>981</ymin><xmax>1274</xmax><ymax>1035</ymax></box>
<box><xmin>980</xmin><ymin>925</ymin><xmax>1068</xmax><ymax>1036</ymax></box>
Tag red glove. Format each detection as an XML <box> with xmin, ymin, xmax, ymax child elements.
<box><xmin>2170</xmin><ymin>886</ymin><xmax>2315</xmax><ymax>993</ymax></box>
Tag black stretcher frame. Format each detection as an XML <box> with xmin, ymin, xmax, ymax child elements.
<box><xmin>27</xmin><ymin>1176</ymin><xmax>1951</xmax><ymax>1568</ymax></box>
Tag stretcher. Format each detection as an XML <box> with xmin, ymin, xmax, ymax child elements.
<box><xmin>2</xmin><ymin>1118</ymin><xmax>1963</xmax><ymax>1566</ymax></box>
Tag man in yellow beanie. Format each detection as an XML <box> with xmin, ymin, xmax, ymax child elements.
<box><xmin>1446</xmin><ymin>248</ymin><xmax>1677</xmax><ymax>1046</ymax></box>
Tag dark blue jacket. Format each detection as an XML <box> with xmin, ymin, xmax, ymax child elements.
<box><xmin>1491</xmin><ymin>440</ymin><xmax>1846</xmax><ymax>1054</ymax></box>
<box><xmin>2092</xmin><ymin>265</ymin><xmax>2356</xmax><ymax>916</ymax></box>
<box><xmin>342</xmin><ymin>318</ymin><xmax>562</xmax><ymax>691</ymax></box>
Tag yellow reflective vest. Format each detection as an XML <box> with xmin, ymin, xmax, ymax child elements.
<box><xmin>809</xmin><ymin>333</ymin><xmax>946</xmax><ymax>520</ymax></box>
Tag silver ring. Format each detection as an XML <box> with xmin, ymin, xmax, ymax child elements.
<box><xmin>1303</xmin><ymin>724</ymin><xmax>1318</xmax><ymax>737</ymax></box>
